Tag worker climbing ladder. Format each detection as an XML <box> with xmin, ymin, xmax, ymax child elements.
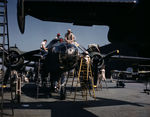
<box><xmin>74</xmin><ymin>55</ymin><xmax>96</xmax><ymax>101</ymax></box>
<box><xmin>0</xmin><ymin>0</ymin><xmax>11</xmax><ymax>116</ymax></box>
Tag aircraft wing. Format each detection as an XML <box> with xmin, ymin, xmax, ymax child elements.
<box><xmin>0</xmin><ymin>46</ymin><xmax>40</xmax><ymax>61</ymax></box>
<box><xmin>0</xmin><ymin>46</ymin><xmax>41</xmax><ymax>68</ymax></box>
<box><xmin>19</xmin><ymin>49</ymin><xmax>41</xmax><ymax>62</ymax></box>
<box><xmin>111</xmin><ymin>55</ymin><xmax>150</xmax><ymax>62</ymax></box>
<box><xmin>112</xmin><ymin>70</ymin><xmax>132</xmax><ymax>74</ymax></box>
<box><xmin>17</xmin><ymin>0</ymin><xmax>148</xmax><ymax>59</ymax></box>
<box><xmin>18</xmin><ymin>0</ymin><xmax>137</xmax><ymax>33</ymax></box>
<box><xmin>138</xmin><ymin>71</ymin><xmax>150</xmax><ymax>74</ymax></box>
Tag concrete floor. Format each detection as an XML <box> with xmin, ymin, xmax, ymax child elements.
<box><xmin>1</xmin><ymin>79</ymin><xmax>150</xmax><ymax>117</ymax></box>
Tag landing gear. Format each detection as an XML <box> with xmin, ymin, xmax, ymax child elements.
<box><xmin>60</xmin><ymin>86</ymin><xmax>66</xmax><ymax>100</ymax></box>
<box><xmin>144</xmin><ymin>81</ymin><xmax>150</xmax><ymax>95</ymax></box>
<box><xmin>116</xmin><ymin>81</ymin><xmax>125</xmax><ymax>88</ymax></box>
<box><xmin>10</xmin><ymin>70</ymin><xmax>22</xmax><ymax>103</ymax></box>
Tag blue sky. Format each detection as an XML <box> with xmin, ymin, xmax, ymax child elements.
<box><xmin>8</xmin><ymin>0</ymin><xmax>110</xmax><ymax>51</ymax></box>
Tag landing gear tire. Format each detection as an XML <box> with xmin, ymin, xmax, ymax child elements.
<box><xmin>116</xmin><ymin>81</ymin><xmax>125</xmax><ymax>88</ymax></box>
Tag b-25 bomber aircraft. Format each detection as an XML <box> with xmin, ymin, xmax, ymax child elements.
<box><xmin>1</xmin><ymin>40</ymin><xmax>150</xmax><ymax>100</ymax></box>
<box><xmin>1</xmin><ymin>0</ymin><xmax>148</xmax><ymax>100</ymax></box>
<box><xmin>0</xmin><ymin>39</ymin><xmax>119</xmax><ymax>100</ymax></box>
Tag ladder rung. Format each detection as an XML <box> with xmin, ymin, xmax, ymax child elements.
<box><xmin>82</xmin><ymin>66</ymin><xmax>87</xmax><ymax>68</ymax></box>
<box><xmin>0</xmin><ymin>0</ymin><xmax>7</xmax><ymax>3</ymax></box>
<box><xmin>0</xmin><ymin>23</ymin><xmax>7</xmax><ymax>26</ymax></box>
<box><xmin>0</xmin><ymin>5</ymin><xmax>4</xmax><ymax>7</ymax></box>
<box><xmin>0</xmin><ymin>14</ymin><xmax>4</xmax><ymax>17</ymax></box>
<box><xmin>82</xmin><ymin>66</ymin><xmax>87</xmax><ymax>67</ymax></box>
<box><xmin>0</xmin><ymin>43</ymin><xmax>8</xmax><ymax>45</ymax></box>
<box><xmin>81</xmin><ymin>69</ymin><xmax>88</xmax><ymax>71</ymax></box>
<box><xmin>81</xmin><ymin>69</ymin><xmax>91</xmax><ymax>71</ymax></box>
<box><xmin>0</xmin><ymin>12</ymin><xmax>4</xmax><ymax>14</ymax></box>
<box><xmin>0</xmin><ymin>33</ymin><xmax>7</xmax><ymax>36</ymax></box>
<box><xmin>82</xmin><ymin>65</ymin><xmax>87</xmax><ymax>66</ymax></box>
<box><xmin>1</xmin><ymin>44</ymin><xmax>8</xmax><ymax>46</ymax></box>
<box><xmin>0</xmin><ymin>45</ymin><xmax>8</xmax><ymax>48</ymax></box>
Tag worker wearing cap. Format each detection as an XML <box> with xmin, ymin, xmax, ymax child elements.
<box><xmin>55</xmin><ymin>33</ymin><xmax>63</xmax><ymax>43</ymax></box>
<box><xmin>65</xmin><ymin>29</ymin><xmax>75</xmax><ymax>44</ymax></box>
<box><xmin>48</xmin><ymin>33</ymin><xmax>64</xmax><ymax>48</ymax></box>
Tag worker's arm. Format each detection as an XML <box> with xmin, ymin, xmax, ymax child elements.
<box><xmin>71</xmin><ymin>34</ymin><xmax>75</xmax><ymax>43</ymax></box>
<box><xmin>42</xmin><ymin>44</ymin><xmax>48</xmax><ymax>51</ymax></box>
<box><xmin>65</xmin><ymin>34</ymin><xmax>70</xmax><ymax>43</ymax></box>
<box><xmin>65</xmin><ymin>37</ymin><xmax>69</xmax><ymax>43</ymax></box>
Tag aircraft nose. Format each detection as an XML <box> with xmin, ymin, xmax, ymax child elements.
<box><xmin>67</xmin><ymin>47</ymin><xmax>75</xmax><ymax>55</ymax></box>
<box><xmin>59</xmin><ymin>44</ymin><xmax>78</xmax><ymax>70</ymax></box>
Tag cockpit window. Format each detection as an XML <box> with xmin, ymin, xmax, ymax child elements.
<box><xmin>50</xmin><ymin>42</ymin><xmax>78</xmax><ymax>55</ymax></box>
<box><xmin>47</xmin><ymin>39</ymin><xmax>59</xmax><ymax>48</ymax></box>
<box><xmin>60</xmin><ymin>44</ymin><xmax>67</xmax><ymax>54</ymax></box>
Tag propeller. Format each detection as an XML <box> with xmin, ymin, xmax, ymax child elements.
<box><xmin>74</xmin><ymin>41</ymin><xmax>119</xmax><ymax>69</ymax></box>
<box><xmin>0</xmin><ymin>47</ymin><xmax>24</xmax><ymax>68</ymax></box>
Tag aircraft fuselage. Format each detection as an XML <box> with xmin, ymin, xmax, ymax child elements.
<box><xmin>42</xmin><ymin>42</ymin><xmax>79</xmax><ymax>74</ymax></box>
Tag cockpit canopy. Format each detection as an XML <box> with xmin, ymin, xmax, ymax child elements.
<box><xmin>48</xmin><ymin>42</ymin><xmax>78</xmax><ymax>55</ymax></box>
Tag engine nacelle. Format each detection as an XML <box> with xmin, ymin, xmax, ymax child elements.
<box><xmin>89</xmin><ymin>51</ymin><xmax>104</xmax><ymax>69</ymax></box>
<box><xmin>87</xmin><ymin>44</ymin><xmax>104</xmax><ymax>69</ymax></box>
<box><xmin>4</xmin><ymin>47</ymin><xmax>24</xmax><ymax>69</ymax></box>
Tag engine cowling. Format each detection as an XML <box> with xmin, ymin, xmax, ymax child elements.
<box><xmin>89</xmin><ymin>51</ymin><xmax>104</xmax><ymax>69</ymax></box>
<box><xmin>4</xmin><ymin>47</ymin><xmax>24</xmax><ymax>69</ymax></box>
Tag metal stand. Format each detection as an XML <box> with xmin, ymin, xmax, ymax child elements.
<box><xmin>65</xmin><ymin>69</ymin><xmax>76</xmax><ymax>94</ymax></box>
<box><xmin>35</xmin><ymin>57</ymin><xmax>51</xmax><ymax>99</ymax></box>
<box><xmin>97</xmin><ymin>78</ymin><xmax>108</xmax><ymax>91</ymax></box>
<box><xmin>11</xmin><ymin>70</ymin><xmax>22</xmax><ymax>103</ymax></box>
<box><xmin>36</xmin><ymin>59</ymin><xmax>41</xmax><ymax>99</ymax></box>
<box><xmin>97</xmin><ymin>72</ymin><xmax>108</xmax><ymax>90</ymax></box>
<box><xmin>144</xmin><ymin>79</ymin><xmax>150</xmax><ymax>95</ymax></box>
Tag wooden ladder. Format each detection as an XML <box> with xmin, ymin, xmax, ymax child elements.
<box><xmin>74</xmin><ymin>55</ymin><xmax>96</xmax><ymax>101</ymax></box>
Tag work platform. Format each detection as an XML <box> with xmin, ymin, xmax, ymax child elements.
<box><xmin>1</xmin><ymin>80</ymin><xmax>150</xmax><ymax>117</ymax></box>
